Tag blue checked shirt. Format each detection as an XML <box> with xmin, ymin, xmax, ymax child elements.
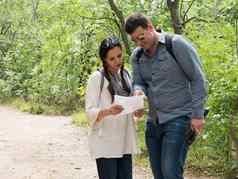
<box><xmin>130</xmin><ymin>33</ymin><xmax>208</xmax><ymax>123</ymax></box>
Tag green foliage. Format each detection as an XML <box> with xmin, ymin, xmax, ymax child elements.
<box><xmin>0</xmin><ymin>0</ymin><xmax>238</xmax><ymax>176</ymax></box>
<box><xmin>72</xmin><ymin>110</ymin><xmax>89</xmax><ymax>127</ymax></box>
<box><xmin>185</xmin><ymin>15</ymin><xmax>238</xmax><ymax>176</ymax></box>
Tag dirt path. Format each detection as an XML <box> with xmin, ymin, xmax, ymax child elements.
<box><xmin>0</xmin><ymin>106</ymin><xmax>216</xmax><ymax>179</ymax></box>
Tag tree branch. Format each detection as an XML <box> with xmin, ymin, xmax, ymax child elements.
<box><xmin>182</xmin><ymin>0</ymin><xmax>196</xmax><ymax>23</ymax></box>
<box><xmin>107</xmin><ymin>0</ymin><xmax>131</xmax><ymax>56</ymax></box>
<box><xmin>182</xmin><ymin>16</ymin><xmax>210</xmax><ymax>26</ymax></box>
<box><xmin>78</xmin><ymin>15</ymin><xmax>115</xmax><ymax>22</ymax></box>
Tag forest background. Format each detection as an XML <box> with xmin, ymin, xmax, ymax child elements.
<box><xmin>0</xmin><ymin>0</ymin><xmax>238</xmax><ymax>178</ymax></box>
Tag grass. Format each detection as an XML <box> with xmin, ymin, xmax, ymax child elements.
<box><xmin>71</xmin><ymin>110</ymin><xmax>89</xmax><ymax>127</ymax></box>
<box><xmin>0</xmin><ymin>97</ymin><xmax>73</xmax><ymax>115</ymax></box>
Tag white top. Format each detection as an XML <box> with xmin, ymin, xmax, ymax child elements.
<box><xmin>85</xmin><ymin>70</ymin><xmax>139</xmax><ymax>159</ymax></box>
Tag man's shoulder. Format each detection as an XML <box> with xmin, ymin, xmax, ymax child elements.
<box><xmin>131</xmin><ymin>47</ymin><xmax>143</xmax><ymax>57</ymax></box>
<box><xmin>169</xmin><ymin>33</ymin><xmax>192</xmax><ymax>48</ymax></box>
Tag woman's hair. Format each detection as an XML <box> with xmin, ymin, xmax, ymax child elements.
<box><xmin>98</xmin><ymin>36</ymin><xmax>131</xmax><ymax>102</ymax></box>
<box><xmin>99</xmin><ymin>36</ymin><xmax>122</xmax><ymax>61</ymax></box>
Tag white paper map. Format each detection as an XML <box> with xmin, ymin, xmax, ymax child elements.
<box><xmin>114</xmin><ymin>95</ymin><xmax>144</xmax><ymax>116</ymax></box>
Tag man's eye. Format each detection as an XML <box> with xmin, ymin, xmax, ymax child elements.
<box><xmin>118</xmin><ymin>54</ymin><xmax>122</xmax><ymax>58</ymax></box>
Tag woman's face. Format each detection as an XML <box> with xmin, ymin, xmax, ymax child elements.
<box><xmin>105</xmin><ymin>46</ymin><xmax>123</xmax><ymax>74</ymax></box>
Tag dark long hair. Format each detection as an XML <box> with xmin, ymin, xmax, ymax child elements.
<box><xmin>99</xmin><ymin>36</ymin><xmax>131</xmax><ymax>102</ymax></box>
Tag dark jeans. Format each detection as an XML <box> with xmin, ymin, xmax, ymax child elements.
<box><xmin>145</xmin><ymin>116</ymin><xmax>190</xmax><ymax>179</ymax></box>
<box><xmin>96</xmin><ymin>154</ymin><xmax>132</xmax><ymax>179</ymax></box>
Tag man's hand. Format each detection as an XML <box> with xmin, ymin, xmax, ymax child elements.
<box><xmin>134</xmin><ymin>109</ymin><xmax>144</xmax><ymax>118</ymax></box>
<box><xmin>133</xmin><ymin>90</ymin><xmax>145</xmax><ymax>96</ymax></box>
<box><xmin>191</xmin><ymin>118</ymin><xmax>205</xmax><ymax>134</ymax></box>
<box><xmin>133</xmin><ymin>90</ymin><xmax>145</xmax><ymax>119</ymax></box>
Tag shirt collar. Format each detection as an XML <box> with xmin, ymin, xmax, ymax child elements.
<box><xmin>158</xmin><ymin>32</ymin><xmax>166</xmax><ymax>44</ymax></box>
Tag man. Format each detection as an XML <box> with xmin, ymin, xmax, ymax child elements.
<box><xmin>125</xmin><ymin>12</ymin><xmax>208</xmax><ymax>179</ymax></box>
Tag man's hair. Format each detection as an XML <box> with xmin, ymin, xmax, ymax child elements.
<box><xmin>125</xmin><ymin>12</ymin><xmax>150</xmax><ymax>34</ymax></box>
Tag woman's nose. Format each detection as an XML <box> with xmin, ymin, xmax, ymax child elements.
<box><xmin>115</xmin><ymin>57</ymin><xmax>121</xmax><ymax>63</ymax></box>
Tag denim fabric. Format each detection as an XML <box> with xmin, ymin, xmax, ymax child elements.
<box><xmin>145</xmin><ymin>116</ymin><xmax>190</xmax><ymax>179</ymax></box>
<box><xmin>96</xmin><ymin>154</ymin><xmax>132</xmax><ymax>179</ymax></box>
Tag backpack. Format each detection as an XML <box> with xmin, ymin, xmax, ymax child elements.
<box><xmin>136</xmin><ymin>34</ymin><xmax>190</xmax><ymax>80</ymax></box>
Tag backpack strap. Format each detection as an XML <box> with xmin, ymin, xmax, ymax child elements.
<box><xmin>165</xmin><ymin>34</ymin><xmax>191</xmax><ymax>80</ymax></box>
<box><xmin>164</xmin><ymin>34</ymin><xmax>176</xmax><ymax>60</ymax></box>
<box><xmin>135</xmin><ymin>48</ymin><xmax>144</xmax><ymax>64</ymax></box>
<box><xmin>97</xmin><ymin>68</ymin><xmax>105</xmax><ymax>105</ymax></box>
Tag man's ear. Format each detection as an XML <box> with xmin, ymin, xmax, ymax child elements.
<box><xmin>147</xmin><ymin>23</ymin><xmax>154</xmax><ymax>32</ymax></box>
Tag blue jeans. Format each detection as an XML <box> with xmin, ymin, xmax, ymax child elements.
<box><xmin>145</xmin><ymin>116</ymin><xmax>190</xmax><ymax>179</ymax></box>
<box><xmin>96</xmin><ymin>154</ymin><xmax>132</xmax><ymax>179</ymax></box>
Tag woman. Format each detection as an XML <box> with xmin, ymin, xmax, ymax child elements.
<box><xmin>85</xmin><ymin>36</ymin><xmax>138</xmax><ymax>179</ymax></box>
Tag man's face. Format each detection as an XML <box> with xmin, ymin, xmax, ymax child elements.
<box><xmin>130</xmin><ymin>26</ymin><xmax>154</xmax><ymax>50</ymax></box>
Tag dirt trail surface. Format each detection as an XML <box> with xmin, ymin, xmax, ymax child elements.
<box><xmin>0</xmin><ymin>106</ymin><xmax>217</xmax><ymax>179</ymax></box>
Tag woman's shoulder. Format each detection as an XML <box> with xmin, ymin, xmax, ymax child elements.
<box><xmin>88</xmin><ymin>70</ymin><xmax>103</xmax><ymax>81</ymax></box>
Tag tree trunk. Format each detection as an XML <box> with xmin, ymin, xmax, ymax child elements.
<box><xmin>167</xmin><ymin>0</ymin><xmax>183</xmax><ymax>34</ymax></box>
<box><xmin>229</xmin><ymin>116</ymin><xmax>238</xmax><ymax>160</ymax></box>
<box><xmin>225</xmin><ymin>96</ymin><xmax>238</xmax><ymax>178</ymax></box>
<box><xmin>236</xmin><ymin>19</ymin><xmax>238</xmax><ymax>58</ymax></box>
<box><xmin>107</xmin><ymin>0</ymin><xmax>131</xmax><ymax>56</ymax></box>
<box><xmin>229</xmin><ymin>96</ymin><xmax>238</xmax><ymax>160</ymax></box>
<box><xmin>213</xmin><ymin>0</ymin><xmax>223</xmax><ymax>17</ymax></box>
<box><xmin>31</xmin><ymin>0</ymin><xmax>39</xmax><ymax>21</ymax></box>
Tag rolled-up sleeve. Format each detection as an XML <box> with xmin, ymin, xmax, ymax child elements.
<box><xmin>130</xmin><ymin>50</ymin><xmax>147</xmax><ymax>93</ymax></box>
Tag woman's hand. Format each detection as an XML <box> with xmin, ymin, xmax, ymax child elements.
<box><xmin>96</xmin><ymin>104</ymin><xmax>124</xmax><ymax>123</ymax></box>
<box><xmin>107</xmin><ymin>104</ymin><xmax>124</xmax><ymax>115</ymax></box>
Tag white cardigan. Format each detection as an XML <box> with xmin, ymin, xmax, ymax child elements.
<box><xmin>85</xmin><ymin>70</ymin><xmax>139</xmax><ymax>159</ymax></box>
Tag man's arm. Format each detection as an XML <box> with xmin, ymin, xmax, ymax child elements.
<box><xmin>172</xmin><ymin>35</ymin><xmax>208</xmax><ymax>133</ymax></box>
<box><xmin>130</xmin><ymin>49</ymin><xmax>147</xmax><ymax>118</ymax></box>
<box><xmin>130</xmin><ymin>49</ymin><xmax>147</xmax><ymax>94</ymax></box>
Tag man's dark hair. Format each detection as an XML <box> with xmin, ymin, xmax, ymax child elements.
<box><xmin>125</xmin><ymin>12</ymin><xmax>149</xmax><ymax>34</ymax></box>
